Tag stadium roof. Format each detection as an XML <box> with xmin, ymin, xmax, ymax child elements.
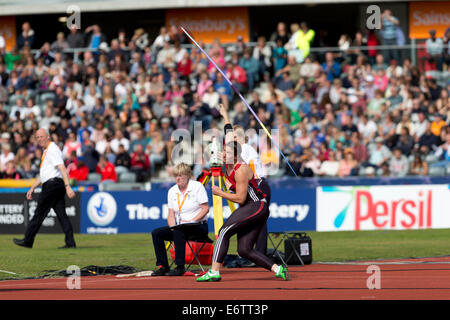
<box><xmin>0</xmin><ymin>0</ymin><xmax>401</xmax><ymax>15</ymax></box>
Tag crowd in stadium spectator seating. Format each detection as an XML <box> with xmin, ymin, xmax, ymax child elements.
<box><xmin>0</xmin><ymin>15</ymin><xmax>449</xmax><ymax>183</ymax></box>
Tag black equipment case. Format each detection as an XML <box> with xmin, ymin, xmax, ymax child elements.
<box><xmin>284</xmin><ymin>232</ymin><xmax>312</xmax><ymax>265</ymax></box>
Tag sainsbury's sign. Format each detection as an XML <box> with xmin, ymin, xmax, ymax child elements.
<box><xmin>316</xmin><ymin>185</ymin><xmax>450</xmax><ymax>232</ymax></box>
<box><xmin>409</xmin><ymin>1</ymin><xmax>450</xmax><ymax>39</ymax></box>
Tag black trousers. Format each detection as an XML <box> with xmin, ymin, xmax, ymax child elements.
<box><xmin>254</xmin><ymin>178</ymin><xmax>271</xmax><ymax>255</ymax></box>
<box><xmin>24</xmin><ymin>178</ymin><xmax>76</xmax><ymax>247</ymax></box>
<box><xmin>213</xmin><ymin>200</ymin><xmax>274</xmax><ymax>270</ymax></box>
<box><xmin>152</xmin><ymin>222</ymin><xmax>208</xmax><ymax>268</ymax></box>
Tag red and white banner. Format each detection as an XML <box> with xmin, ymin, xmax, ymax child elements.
<box><xmin>316</xmin><ymin>185</ymin><xmax>450</xmax><ymax>232</ymax></box>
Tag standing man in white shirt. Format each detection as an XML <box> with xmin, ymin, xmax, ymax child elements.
<box><xmin>151</xmin><ymin>163</ymin><xmax>210</xmax><ymax>276</ymax></box>
<box><xmin>13</xmin><ymin>128</ymin><xmax>77</xmax><ymax>249</ymax></box>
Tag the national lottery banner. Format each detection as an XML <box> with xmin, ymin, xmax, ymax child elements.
<box><xmin>0</xmin><ymin>192</ymin><xmax>81</xmax><ymax>234</ymax></box>
<box><xmin>80</xmin><ymin>186</ymin><xmax>316</xmax><ymax>234</ymax></box>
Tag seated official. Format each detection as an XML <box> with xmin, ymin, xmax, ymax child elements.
<box><xmin>151</xmin><ymin>163</ymin><xmax>209</xmax><ymax>276</ymax></box>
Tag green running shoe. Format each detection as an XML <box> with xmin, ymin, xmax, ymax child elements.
<box><xmin>196</xmin><ymin>270</ymin><xmax>221</xmax><ymax>282</ymax></box>
<box><xmin>275</xmin><ymin>265</ymin><xmax>290</xmax><ymax>281</ymax></box>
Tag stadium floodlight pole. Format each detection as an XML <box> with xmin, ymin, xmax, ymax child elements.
<box><xmin>181</xmin><ymin>26</ymin><xmax>298</xmax><ymax>177</ymax></box>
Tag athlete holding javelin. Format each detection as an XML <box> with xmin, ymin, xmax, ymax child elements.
<box><xmin>196</xmin><ymin>139</ymin><xmax>288</xmax><ymax>282</ymax></box>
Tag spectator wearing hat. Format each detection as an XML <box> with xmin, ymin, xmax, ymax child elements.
<box><xmin>362</xmin><ymin>74</ymin><xmax>376</xmax><ymax>101</ymax></box>
<box><xmin>424</xmin><ymin>29</ymin><xmax>444</xmax><ymax>71</ymax></box>
<box><xmin>364</xmin><ymin>166</ymin><xmax>376</xmax><ymax>177</ymax></box>
<box><xmin>298</xmin><ymin>149</ymin><xmax>320</xmax><ymax>177</ymax></box>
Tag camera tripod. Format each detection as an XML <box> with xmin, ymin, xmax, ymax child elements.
<box><xmin>197</xmin><ymin>166</ymin><xmax>236</xmax><ymax>239</ymax></box>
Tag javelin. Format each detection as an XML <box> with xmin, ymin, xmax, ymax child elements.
<box><xmin>181</xmin><ymin>27</ymin><xmax>298</xmax><ymax>177</ymax></box>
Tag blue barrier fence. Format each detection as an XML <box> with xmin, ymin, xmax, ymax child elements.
<box><xmin>79</xmin><ymin>176</ymin><xmax>450</xmax><ymax>234</ymax></box>
<box><xmin>2</xmin><ymin>177</ymin><xmax>449</xmax><ymax>234</ymax></box>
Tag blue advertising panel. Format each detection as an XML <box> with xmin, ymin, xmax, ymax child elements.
<box><xmin>80</xmin><ymin>185</ymin><xmax>317</xmax><ymax>234</ymax></box>
<box><xmin>81</xmin><ymin>190</ymin><xmax>168</xmax><ymax>234</ymax></box>
<box><xmin>267</xmin><ymin>187</ymin><xmax>316</xmax><ymax>232</ymax></box>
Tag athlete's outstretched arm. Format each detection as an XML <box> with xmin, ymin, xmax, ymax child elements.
<box><xmin>220</xmin><ymin>104</ymin><xmax>234</xmax><ymax>145</ymax></box>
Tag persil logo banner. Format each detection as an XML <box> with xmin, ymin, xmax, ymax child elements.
<box><xmin>316</xmin><ymin>185</ymin><xmax>450</xmax><ymax>232</ymax></box>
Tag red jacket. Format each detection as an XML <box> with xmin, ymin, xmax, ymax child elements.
<box><xmin>177</xmin><ymin>58</ymin><xmax>192</xmax><ymax>77</ymax></box>
<box><xmin>96</xmin><ymin>162</ymin><xmax>118</xmax><ymax>182</ymax></box>
<box><xmin>69</xmin><ymin>165</ymin><xmax>89</xmax><ymax>181</ymax></box>
<box><xmin>367</xmin><ymin>33</ymin><xmax>379</xmax><ymax>57</ymax></box>
<box><xmin>227</xmin><ymin>65</ymin><xmax>247</xmax><ymax>85</ymax></box>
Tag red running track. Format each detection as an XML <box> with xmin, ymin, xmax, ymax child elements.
<box><xmin>1</xmin><ymin>257</ymin><xmax>450</xmax><ymax>300</ymax></box>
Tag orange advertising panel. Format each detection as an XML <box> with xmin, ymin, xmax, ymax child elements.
<box><xmin>0</xmin><ymin>16</ymin><xmax>16</xmax><ymax>52</ymax></box>
<box><xmin>166</xmin><ymin>7</ymin><xmax>249</xmax><ymax>44</ymax></box>
<box><xmin>409</xmin><ymin>1</ymin><xmax>450</xmax><ymax>39</ymax></box>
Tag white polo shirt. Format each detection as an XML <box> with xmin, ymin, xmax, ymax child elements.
<box><xmin>241</xmin><ymin>143</ymin><xmax>265</xmax><ymax>178</ymax></box>
<box><xmin>167</xmin><ymin>180</ymin><xmax>209</xmax><ymax>225</ymax></box>
<box><xmin>40</xmin><ymin>141</ymin><xmax>64</xmax><ymax>184</ymax></box>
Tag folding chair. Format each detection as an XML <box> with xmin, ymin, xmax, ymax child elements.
<box><xmin>166</xmin><ymin>223</ymin><xmax>214</xmax><ymax>273</ymax></box>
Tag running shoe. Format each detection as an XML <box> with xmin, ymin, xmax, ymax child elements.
<box><xmin>196</xmin><ymin>269</ymin><xmax>221</xmax><ymax>282</ymax></box>
<box><xmin>275</xmin><ymin>265</ymin><xmax>290</xmax><ymax>281</ymax></box>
